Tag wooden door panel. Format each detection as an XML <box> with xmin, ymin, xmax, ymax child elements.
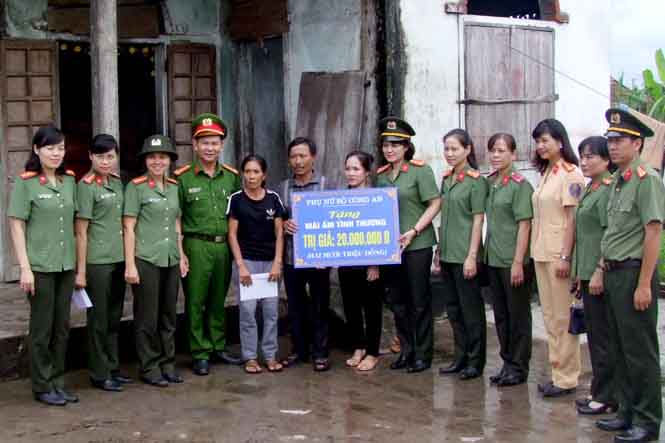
<box><xmin>1</xmin><ymin>40</ymin><xmax>59</xmax><ymax>281</ymax></box>
<box><xmin>168</xmin><ymin>44</ymin><xmax>216</xmax><ymax>168</ymax></box>
<box><xmin>464</xmin><ymin>25</ymin><xmax>555</xmax><ymax>168</ymax></box>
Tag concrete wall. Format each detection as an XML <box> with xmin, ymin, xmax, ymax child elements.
<box><xmin>395</xmin><ymin>0</ymin><xmax>612</xmax><ymax>183</ymax></box>
<box><xmin>283</xmin><ymin>0</ymin><xmax>363</xmax><ymax>139</ymax></box>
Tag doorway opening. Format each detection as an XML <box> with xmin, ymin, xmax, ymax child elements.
<box><xmin>58</xmin><ymin>42</ymin><xmax>157</xmax><ymax>181</ymax></box>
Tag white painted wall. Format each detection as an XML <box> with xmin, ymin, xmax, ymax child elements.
<box><xmin>398</xmin><ymin>0</ymin><xmax>611</xmax><ymax>183</ymax></box>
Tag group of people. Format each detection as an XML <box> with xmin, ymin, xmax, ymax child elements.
<box><xmin>8</xmin><ymin>107</ymin><xmax>663</xmax><ymax>442</ymax></box>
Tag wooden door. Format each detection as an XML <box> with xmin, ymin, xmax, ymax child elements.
<box><xmin>463</xmin><ymin>24</ymin><xmax>555</xmax><ymax>169</ymax></box>
<box><xmin>168</xmin><ymin>44</ymin><xmax>217</xmax><ymax>167</ymax></box>
<box><xmin>0</xmin><ymin>40</ymin><xmax>59</xmax><ymax>281</ymax></box>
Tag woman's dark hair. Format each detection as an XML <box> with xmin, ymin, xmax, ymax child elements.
<box><xmin>488</xmin><ymin>132</ymin><xmax>517</xmax><ymax>152</ymax></box>
<box><xmin>531</xmin><ymin>118</ymin><xmax>579</xmax><ymax>173</ymax></box>
<box><xmin>578</xmin><ymin>136</ymin><xmax>617</xmax><ymax>173</ymax></box>
<box><xmin>287</xmin><ymin>136</ymin><xmax>317</xmax><ymax>156</ymax></box>
<box><xmin>443</xmin><ymin>128</ymin><xmax>478</xmax><ymax>169</ymax></box>
<box><xmin>378</xmin><ymin>138</ymin><xmax>415</xmax><ymax>163</ymax></box>
<box><xmin>241</xmin><ymin>154</ymin><xmax>268</xmax><ymax>187</ymax></box>
<box><xmin>25</xmin><ymin>126</ymin><xmax>66</xmax><ymax>174</ymax></box>
<box><xmin>90</xmin><ymin>134</ymin><xmax>119</xmax><ymax>154</ymax></box>
<box><xmin>345</xmin><ymin>150</ymin><xmax>374</xmax><ymax>172</ymax></box>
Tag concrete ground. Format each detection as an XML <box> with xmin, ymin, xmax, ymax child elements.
<box><xmin>1</xmin><ymin>316</ymin><xmax>663</xmax><ymax>443</ymax></box>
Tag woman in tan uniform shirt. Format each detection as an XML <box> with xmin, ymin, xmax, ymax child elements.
<box><xmin>530</xmin><ymin>119</ymin><xmax>585</xmax><ymax>398</ymax></box>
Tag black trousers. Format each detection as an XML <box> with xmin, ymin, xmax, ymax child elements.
<box><xmin>30</xmin><ymin>270</ymin><xmax>74</xmax><ymax>393</ymax></box>
<box><xmin>488</xmin><ymin>265</ymin><xmax>532</xmax><ymax>378</ymax></box>
<box><xmin>383</xmin><ymin>247</ymin><xmax>434</xmax><ymax>362</ymax></box>
<box><xmin>132</xmin><ymin>259</ymin><xmax>179</xmax><ymax>378</ymax></box>
<box><xmin>441</xmin><ymin>262</ymin><xmax>486</xmax><ymax>372</ymax></box>
<box><xmin>86</xmin><ymin>262</ymin><xmax>126</xmax><ymax>381</ymax></box>
<box><xmin>283</xmin><ymin>264</ymin><xmax>331</xmax><ymax>360</ymax></box>
<box><xmin>338</xmin><ymin>266</ymin><xmax>384</xmax><ymax>357</ymax></box>
<box><xmin>579</xmin><ymin>280</ymin><xmax>615</xmax><ymax>405</ymax></box>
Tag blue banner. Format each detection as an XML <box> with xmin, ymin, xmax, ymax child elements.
<box><xmin>291</xmin><ymin>188</ymin><xmax>401</xmax><ymax>268</ymax></box>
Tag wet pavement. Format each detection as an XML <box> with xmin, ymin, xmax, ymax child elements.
<box><xmin>1</xmin><ymin>320</ymin><xmax>663</xmax><ymax>443</ymax></box>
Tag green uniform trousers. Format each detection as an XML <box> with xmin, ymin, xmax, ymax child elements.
<box><xmin>441</xmin><ymin>262</ymin><xmax>487</xmax><ymax>372</ymax></box>
<box><xmin>488</xmin><ymin>265</ymin><xmax>532</xmax><ymax>378</ymax></box>
<box><xmin>182</xmin><ymin>237</ymin><xmax>232</xmax><ymax>360</ymax></box>
<box><xmin>383</xmin><ymin>247</ymin><xmax>434</xmax><ymax>362</ymax></box>
<box><xmin>86</xmin><ymin>262</ymin><xmax>125</xmax><ymax>381</ymax></box>
<box><xmin>29</xmin><ymin>270</ymin><xmax>74</xmax><ymax>393</ymax></box>
<box><xmin>580</xmin><ymin>280</ymin><xmax>615</xmax><ymax>405</ymax></box>
<box><xmin>133</xmin><ymin>259</ymin><xmax>179</xmax><ymax>378</ymax></box>
<box><xmin>604</xmin><ymin>267</ymin><xmax>661</xmax><ymax>434</ymax></box>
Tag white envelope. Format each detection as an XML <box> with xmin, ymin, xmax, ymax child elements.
<box><xmin>72</xmin><ymin>288</ymin><xmax>93</xmax><ymax>309</ymax></box>
<box><xmin>239</xmin><ymin>273</ymin><xmax>278</xmax><ymax>302</ymax></box>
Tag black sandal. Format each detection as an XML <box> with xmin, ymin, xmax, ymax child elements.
<box><xmin>280</xmin><ymin>354</ymin><xmax>302</xmax><ymax>368</ymax></box>
<box><xmin>313</xmin><ymin>358</ymin><xmax>330</xmax><ymax>372</ymax></box>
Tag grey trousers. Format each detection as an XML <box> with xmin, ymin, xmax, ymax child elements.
<box><xmin>233</xmin><ymin>260</ymin><xmax>279</xmax><ymax>361</ymax></box>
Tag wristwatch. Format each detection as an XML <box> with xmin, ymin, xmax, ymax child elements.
<box><xmin>412</xmin><ymin>226</ymin><xmax>420</xmax><ymax>236</ymax></box>
<box><xmin>559</xmin><ymin>254</ymin><xmax>571</xmax><ymax>262</ymax></box>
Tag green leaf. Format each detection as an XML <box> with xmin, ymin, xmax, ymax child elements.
<box><xmin>656</xmin><ymin>49</ymin><xmax>665</xmax><ymax>84</ymax></box>
<box><xmin>644</xmin><ymin>69</ymin><xmax>663</xmax><ymax>100</ymax></box>
<box><xmin>649</xmin><ymin>95</ymin><xmax>665</xmax><ymax>121</ymax></box>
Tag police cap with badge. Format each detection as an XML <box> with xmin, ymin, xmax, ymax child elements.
<box><xmin>605</xmin><ymin>108</ymin><xmax>654</xmax><ymax>139</ymax></box>
<box><xmin>192</xmin><ymin>113</ymin><xmax>228</xmax><ymax>139</ymax></box>
<box><xmin>379</xmin><ymin>117</ymin><xmax>416</xmax><ymax>142</ymax></box>
<box><xmin>139</xmin><ymin>134</ymin><xmax>178</xmax><ymax>160</ymax></box>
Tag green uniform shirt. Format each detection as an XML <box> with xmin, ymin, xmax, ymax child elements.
<box><xmin>484</xmin><ymin>168</ymin><xmax>534</xmax><ymax>268</ymax></box>
<box><xmin>124</xmin><ymin>177</ymin><xmax>181</xmax><ymax>267</ymax></box>
<box><xmin>8</xmin><ymin>172</ymin><xmax>77</xmax><ymax>272</ymax></box>
<box><xmin>601</xmin><ymin>157</ymin><xmax>665</xmax><ymax>261</ymax></box>
<box><xmin>572</xmin><ymin>173</ymin><xmax>611</xmax><ymax>280</ymax></box>
<box><xmin>177</xmin><ymin>161</ymin><xmax>241</xmax><ymax>236</ymax></box>
<box><xmin>76</xmin><ymin>173</ymin><xmax>124</xmax><ymax>264</ymax></box>
<box><xmin>439</xmin><ymin>165</ymin><xmax>488</xmax><ymax>264</ymax></box>
<box><xmin>376</xmin><ymin>160</ymin><xmax>439</xmax><ymax>252</ymax></box>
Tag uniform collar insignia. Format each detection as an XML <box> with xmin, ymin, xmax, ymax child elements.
<box><xmin>552</xmin><ymin>164</ymin><xmax>559</xmax><ymax>175</ymax></box>
<box><xmin>39</xmin><ymin>175</ymin><xmax>47</xmax><ymax>185</ymax></box>
<box><xmin>502</xmin><ymin>175</ymin><xmax>510</xmax><ymax>186</ymax></box>
<box><xmin>148</xmin><ymin>179</ymin><xmax>156</xmax><ymax>189</ymax></box>
<box><xmin>400</xmin><ymin>163</ymin><xmax>409</xmax><ymax>173</ymax></box>
<box><xmin>622</xmin><ymin>168</ymin><xmax>632</xmax><ymax>182</ymax></box>
<box><xmin>456</xmin><ymin>171</ymin><xmax>465</xmax><ymax>182</ymax></box>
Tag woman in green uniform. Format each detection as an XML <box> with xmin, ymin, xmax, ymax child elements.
<box><xmin>376</xmin><ymin>117</ymin><xmax>440</xmax><ymax>374</ymax></box>
<box><xmin>572</xmin><ymin>136</ymin><xmax>616</xmax><ymax>414</ymax></box>
<box><xmin>75</xmin><ymin>134</ymin><xmax>131</xmax><ymax>392</ymax></box>
<box><xmin>8</xmin><ymin>126</ymin><xmax>78</xmax><ymax>406</ymax></box>
<box><xmin>123</xmin><ymin>135</ymin><xmax>188</xmax><ymax>387</ymax></box>
<box><xmin>484</xmin><ymin>133</ymin><xmax>534</xmax><ymax>387</ymax></box>
<box><xmin>437</xmin><ymin>129</ymin><xmax>488</xmax><ymax>381</ymax></box>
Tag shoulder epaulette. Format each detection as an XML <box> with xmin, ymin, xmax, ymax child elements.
<box><xmin>82</xmin><ymin>174</ymin><xmax>95</xmax><ymax>184</ymax></box>
<box><xmin>132</xmin><ymin>176</ymin><xmax>148</xmax><ymax>185</ymax></box>
<box><xmin>466</xmin><ymin>169</ymin><xmax>480</xmax><ymax>179</ymax></box>
<box><xmin>65</xmin><ymin>169</ymin><xmax>76</xmax><ymax>177</ymax></box>
<box><xmin>637</xmin><ymin>166</ymin><xmax>648</xmax><ymax>180</ymax></box>
<box><xmin>442</xmin><ymin>169</ymin><xmax>453</xmax><ymax>178</ymax></box>
<box><xmin>166</xmin><ymin>177</ymin><xmax>178</xmax><ymax>185</ymax></box>
<box><xmin>174</xmin><ymin>164</ymin><xmax>191</xmax><ymax>177</ymax></box>
<box><xmin>409</xmin><ymin>159</ymin><xmax>425</xmax><ymax>167</ymax></box>
<box><xmin>562</xmin><ymin>162</ymin><xmax>575</xmax><ymax>173</ymax></box>
<box><xmin>222</xmin><ymin>163</ymin><xmax>239</xmax><ymax>175</ymax></box>
<box><xmin>511</xmin><ymin>172</ymin><xmax>525</xmax><ymax>183</ymax></box>
<box><xmin>602</xmin><ymin>177</ymin><xmax>612</xmax><ymax>186</ymax></box>
<box><xmin>20</xmin><ymin>171</ymin><xmax>38</xmax><ymax>180</ymax></box>
<box><xmin>377</xmin><ymin>164</ymin><xmax>391</xmax><ymax>174</ymax></box>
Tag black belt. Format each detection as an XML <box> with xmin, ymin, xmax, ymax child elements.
<box><xmin>603</xmin><ymin>259</ymin><xmax>642</xmax><ymax>272</ymax></box>
<box><xmin>185</xmin><ymin>233</ymin><xmax>227</xmax><ymax>243</ymax></box>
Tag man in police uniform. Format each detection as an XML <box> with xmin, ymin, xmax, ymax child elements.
<box><xmin>595</xmin><ymin>108</ymin><xmax>663</xmax><ymax>442</ymax></box>
<box><xmin>175</xmin><ymin>113</ymin><xmax>242</xmax><ymax>375</ymax></box>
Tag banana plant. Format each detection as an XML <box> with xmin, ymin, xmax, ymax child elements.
<box><xmin>643</xmin><ymin>49</ymin><xmax>665</xmax><ymax>121</ymax></box>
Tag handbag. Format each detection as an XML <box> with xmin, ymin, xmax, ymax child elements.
<box><xmin>568</xmin><ymin>289</ymin><xmax>586</xmax><ymax>335</ymax></box>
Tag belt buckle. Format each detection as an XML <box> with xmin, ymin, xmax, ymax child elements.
<box><xmin>214</xmin><ymin>235</ymin><xmax>224</xmax><ymax>243</ymax></box>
